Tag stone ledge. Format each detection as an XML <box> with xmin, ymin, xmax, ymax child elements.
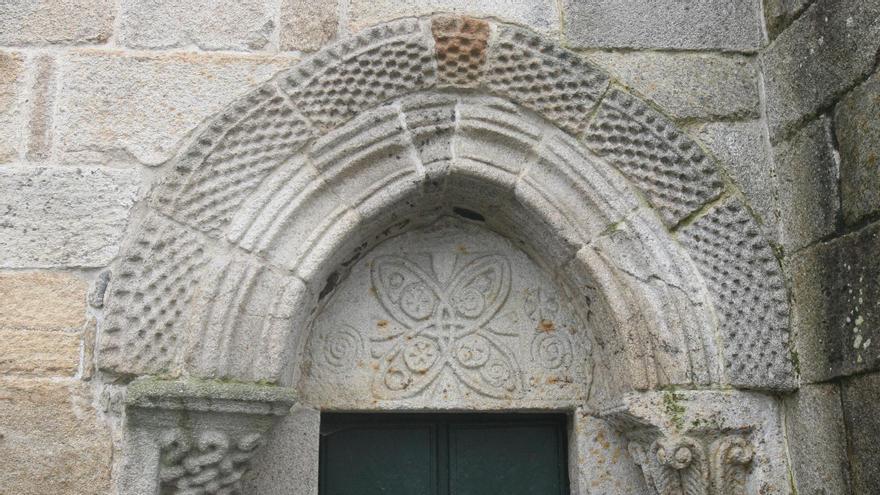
<box><xmin>126</xmin><ymin>378</ymin><xmax>298</xmax><ymax>415</ymax></box>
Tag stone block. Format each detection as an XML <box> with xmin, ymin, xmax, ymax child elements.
<box><xmin>583</xmin><ymin>89</ymin><xmax>724</xmax><ymax>227</ymax></box>
<box><xmin>563</xmin><ymin>0</ymin><xmax>763</xmax><ymax>51</ymax></box>
<box><xmin>349</xmin><ymin>0</ymin><xmax>559</xmax><ymax>35</ymax></box>
<box><xmin>762</xmin><ymin>0</ymin><xmax>880</xmax><ymax>140</ymax></box>
<box><xmin>679</xmin><ymin>197</ymin><xmax>793</xmax><ymax>389</ymax></box>
<box><xmin>783</xmin><ymin>383</ymin><xmax>850</xmax><ymax>494</ymax></box>
<box><xmin>0</xmin><ymin>329</ymin><xmax>80</xmax><ymax>375</ymax></box>
<box><xmin>0</xmin><ymin>271</ymin><xmax>87</xmax><ymax>331</ymax></box>
<box><xmin>835</xmin><ymin>70</ymin><xmax>880</xmax><ymax>225</ymax></box>
<box><xmin>0</xmin><ymin>166</ymin><xmax>140</xmax><ymax>268</ymax></box>
<box><xmin>587</xmin><ymin>51</ymin><xmax>759</xmax><ymax>122</ymax></box>
<box><xmin>790</xmin><ymin>221</ymin><xmax>880</xmax><ymax>381</ymax></box>
<box><xmin>774</xmin><ymin>117</ymin><xmax>838</xmax><ymax>252</ymax></box>
<box><xmin>118</xmin><ymin>0</ymin><xmax>275</xmax><ymax>51</ymax></box>
<box><xmin>842</xmin><ymin>372</ymin><xmax>880</xmax><ymax>494</ymax></box>
<box><xmin>0</xmin><ymin>51</ymin><xmax>27</xmax><ymax>163</ymax></box>
<box><xmin>0</xmin><ymin>378</ymin><xmax>112</xmax><ymax>494</ymax></box>
<box><xmin>695</xmin><ymin>121</ymin><xmax>778</xmax><ymax>234</ymax></box>
<box><xmin>763</xmin><ymin>0</ymin><xmax>816</xmax><ymax>38</ymax></box>
<box><xmin>243</xmin><ymin>407</ymin><xmax>321</xmax><ymax>494</ymax></box>
<box><xmin>25</xmin><ymin>56</ymin><xmax>56</xmax><ymax>161</ymax></box>
<box><xmin>280</xmin><ymin>0</ymin><xmax>338</xmax><ymax>52</ymax></box>
<box><xmin>56</xmin><ymin>51</ymin><xmax>295</xmax><ymax>166</ymax></box>
<box><xmin>0</xmin><ymin>0</ymin><xmax>114</xmax><ymax>46</ymax></box>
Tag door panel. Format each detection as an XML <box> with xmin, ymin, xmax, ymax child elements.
<box><xmin>319</xmin><ymin>414</ymin><xmax>569</xmax><ymax>495</ymax></box>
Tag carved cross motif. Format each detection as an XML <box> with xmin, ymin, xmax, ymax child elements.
<box><xmin>369</xmin><ymin>254</ymin><xmax>522</xmax><ymax>399</ymax></box>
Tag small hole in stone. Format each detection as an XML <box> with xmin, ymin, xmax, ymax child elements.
<box><xmin>319</xmin><ymin>271</ymin><xmax>340</xmax><ymax>301</ymax></box>
<box><xmin>452</xmin><ymin>207</ymin><xmax>485</xmax><ymax>222</ymax></box>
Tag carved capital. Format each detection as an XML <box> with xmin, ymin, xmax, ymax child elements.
<box><xmin>118</xmin><ymin>379</ymin><xmax>296</xmax><ymax>494</ymax></box>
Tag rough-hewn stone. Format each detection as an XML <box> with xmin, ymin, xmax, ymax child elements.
<box><xmin>0</xmin><ymin>271</ymin><xmax>87</xmax><ymax>331</ymax></box>
<box><xmin>791</xmin><ymin>221</ymin><xmax>880</xmax><ymax>381</ymax></box>
<box><xmin>0</xmin><ymin>51</ymin><xmax>26</xmax><ymax>163</ymax></box>
<box><xmin>584</xmin><ymin>89</ymin><xmax>724</xmax><ymax>226</ymax></box>
<box><xmin>842</xmin><ymin>372</ymin><xmax>880</xmax><ymax>494</ymax></box>
<box><xmin>783</xmin><ymin>383</ymin><xmax>851</xmax><ymax>494</ymax></box>
<box><xmin>774</xmin><ymin>117</ymin><xmax>838</xmax><ymax>252</ymax></box>
<box><xmin>763</xmin><ymin>0</ymin><xmax>816</xmax><ymax>38</ymax></box>
<box><xmin>695</xmin><ymin>121</ymin><xmax>778</xmax><ymax>234</ymax></box>
<box><xmin>0</xmin><ymin>0</ymin><xmax>114</xmax><ymax>46</ymax></box>
<box><xmin>679</xmin><ymin>197</ymin><xmax>793</xmax><ymax>389</ymax></box>
<box><xmin>0</xmin><ymin>166</ymin><xmax>140</xmax><ymax>268</ymax></box>
<box><xmin>118</xmin><ymin>0</ymin><xmax>275</xmax><ymax>51</ymax></box>
<box><xmin>432</xmin><ymin>15</ymin><xmax>490</xmax><ymax>88</ymax></box>
<box><xmin>0</xmin><ymin>378</ymin><xmax>112</xmax><ymax>494</ymax></box>
<box><xmin>563</xmin><ymin>0</ymin><xmax>764</xmax><ymax>51</ymax></box>
<box><xmin>762</xmin><ymin>0</ymin><xmax>880</xmax><ymax>140</ymax></box>
<box><xmin>280</xmin><ymin>0</ymin><xmax>338</xmax><ymax>52</ymax></box>
<box><xmin>835</xmin><ymin>71</ymin><xmax>880</xmax><ymax>226</ymax></box>
<box><xmin>349</xmin><ymin>0</ymin><xmax>559</xmax><ymax>35</ymax></box>
<box><xmin>587</xmin><ymin>52</ymin><xmax>759</xmax><ymax>122</ymax></box>
<box><xmin>56</xmin><ymin>51</ymin><xmax>296</xmax><ymax>165</ymax></box>
<box><xmin>0</xmin><ymin>329</ymin><xmax>80</xmax><ymax>375</ymax></box>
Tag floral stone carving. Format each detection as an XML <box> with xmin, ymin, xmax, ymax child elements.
<box><xmin>301</xmin><ymin>217</ymin><xmax>593</xmax><ymax>409</ymax></box>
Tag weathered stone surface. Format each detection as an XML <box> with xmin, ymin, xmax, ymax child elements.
<box><xmin>25</xmin><ymin>56</ymin><xmax>56</xmax><ymax>161</ymax></box>
<box><xmin>280</xmin><ymin>19</ymin><xmax>436</xmax><ymax>131</ymax></box>
<box><xmin>679</xmin><ymin>197</ymin><xmax>793</xmax><ymax>389</ymax></box>
<box><xmin>842</xmin><ymin>372</ymin><xmax>880</xmax><ymax>494</ymax></box>
<box><xmin>763</xmin><ymin>0</ymin><xmax>816</xmax><ymax>38</ymax></box>
<box><xmin>0</xmin><ymin>51</ymin><xmax>26</xmax><ymax>163</ymax></box>
<box><xmin>484</xmin><ymin>25</ymin><xmax>609</xmax><ymax>134</ymax></box>
<box><xmin>584</xmin><ymin>89</ymin><xmax>724</xmax><ymax>226</ymax></box>
<box><xmin>56</xmin><ymin>51</ymin><xmax>295</xmax><ymax>165</ymax></box>
<box><xmin>0</xmin><ymin>378</ymin><xmax>112</xmax><ymax>494</ymax></box>
<box><xmin>0</xmin><ymin>0</ymin><xmax>114</xmax><ymax>46</ymax></box>
<box><xmin>243</xmin><ymin>407</ymin><xmax>320</xmax><ymax>494</ymax></box>
<box><xmin>774</xmin><ymin>117</ymin><xmax>838</xmax><ymax>252</ymax></box>
<box><xmin>432</xmin><ymin>15</ymin><xmax>490</xmax><ymax>88</ymax></box>
<box><xmin>835</xmin><ymin>71</ymin><xmax>880</xmax><ymax>225</ymax></box>
<box><xmin>100</xmin><ymin>214</ymin><xmax>210</xmax><ymax>376</ymax></box>
<box><xmin>118</xmin><ymin>0</ymin><xmax>275</xmax><ymax>50</ymax></box>
<box><xmin>0</xmin><ymin>329</ymin><xmax>80</xmax><ymax>375</ymax></box>
<box><xmin>0</xmin><ymin>271</ymin><xmax>87</xmax><ymax>331</ymax></box>
<box><xmin>571</xmin><ymin>412</ymin><xmax>647</xmax><ymax>494</ymax></box>
<box><xmin>587</xmin><ymin>51</ymin><xmax>759</xmax><ymax>122</ymax></box>
<box><xmin>349</xmin><ymin>0</ymin><xmax>559</xmax><ymax>35</ymax></box>
<box><xmin>151</xmin><ymin>85</ymin><xmax>314</xmax><ymax>236</ymax></box>
<box><xmin>563</xmin><ymin>0</ymin><xmax>763</xmax><ymax>51</ymax></box>
<box><xmin>301</xmin><ymin>218</ymin><xmax>593</xmax><ymax>409</ymax></box>
<box><xmin>695</xmin><ymin>121</ymin><xmax>778</xmax><ymax>233</ymax></box>
<box><xmin>783</xmin><ymin>383</ymin><xmax>850</xmax><ymax>495</ymax></box>
<box><xmin>790</xmin><ymin>221</ymin><xmax>880</xmax><ymax>381</ymax></box>
<box><xmin>0</xmin><ymin>166</ymin><xmax>140</xmax><ymax>268</ymax></box>
<box><xmin>762</xmin><ymin>0</ymin><xmax>880</xmax><ymax>140</ymax></box>
<box><xmin>280</xmin><ymin>0</ymin><xmax>338</xmax><ymax>52</ymax></box>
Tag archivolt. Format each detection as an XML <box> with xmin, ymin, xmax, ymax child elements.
<box><xmin>97</xmin><ymin>15</ymin><xmax>793</xmax><ymax>404</ymax></box>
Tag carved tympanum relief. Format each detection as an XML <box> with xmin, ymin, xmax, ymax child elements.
<box><xmin>301</xmin><ymin>217</ymin><xmax>593</xmax><ymax>409</ymax></box>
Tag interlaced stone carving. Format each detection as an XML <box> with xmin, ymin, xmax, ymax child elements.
<box><xmin>369</xmin><ymin>253</ymin><xmax>521</xmax><ymax>399</ymax></box>
<box><xmin>159</xmin><ymin>429</ymin><xmax>263</xmax><ymax>495</ymax></box>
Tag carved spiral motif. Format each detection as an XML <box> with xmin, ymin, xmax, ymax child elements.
<box><xmin>530</xmin><ymin>332</ymin><xmax>573</xmax><ymax>370</ymax></box>
<box><xmin>322</xmin><ymin>325</ymin><xmax>363</xmax><ymax>368</ymax></box>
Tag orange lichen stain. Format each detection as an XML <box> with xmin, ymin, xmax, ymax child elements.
<box><xmin>456</xmin><ymin>244</ymin><xmax>469</xmax><ymax>254</ymax></box>
<box><xmin>377</xmin><ymin>320</ymin><xmax>388</xmax><ymax>328</ymax></box>
<box><xmin>371</xmin><ymin>363</ymin><xmax>379</xmax><ymax>371</ymax></box>
<box><xmin>538</xmin><ymin>319</ymin><xmax>555</xmax><ymax>332</ymax></box>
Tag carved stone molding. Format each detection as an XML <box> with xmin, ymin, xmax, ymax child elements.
<box><xmin>118</xmin><ymin>379</ymin><xmax>296</xmax><ymax>495</ymax></box>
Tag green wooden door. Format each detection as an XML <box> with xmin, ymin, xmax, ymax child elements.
<box><xmin>319</xmin><ymin>414</ymin><xmax>569</xmax><ymax>495</ymax></box>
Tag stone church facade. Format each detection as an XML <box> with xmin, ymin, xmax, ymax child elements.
<box><xmin>0</xmin><ymin>1</ymin><xmax>878</xmax><ymax>494</ymax></box>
